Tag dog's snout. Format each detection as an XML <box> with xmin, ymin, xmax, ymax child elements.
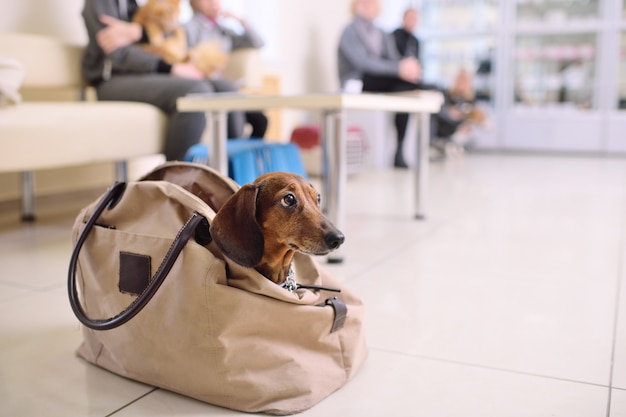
<box><xmin>324</xmin><ymin>231</ymin><xmax>345</xmax><ymax>250</ymax></box>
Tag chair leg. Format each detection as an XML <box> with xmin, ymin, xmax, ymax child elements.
<box><xmin>20</xmin><ymin>171</ymin><xmax>36</xmax><ymax>222</ymax></box>
<box><xmin>114</xmin><ymin>161</ymin><xmax>128</xmax><ymax>183</ymax></box>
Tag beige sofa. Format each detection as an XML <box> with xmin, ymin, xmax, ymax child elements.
<box><xmin>0</xmin><ymin>32</ymin><xmax>264</xmax><ymax>221</ymax></box>
<box><xmin>0</xmin><ymin>32</ymin><xmax>166</xmax><ymax>221</ymax></box>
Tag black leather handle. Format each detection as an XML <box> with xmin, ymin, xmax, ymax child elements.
<box><xmin>67</xmin><ymin>182</ymin><xmax>206</xmax><ymax>330</ymax></box>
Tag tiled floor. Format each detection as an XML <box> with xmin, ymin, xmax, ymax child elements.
<box><xmin>1</xmin><ymin>153</ymin><xmax>626</xmax><ymax>416</ymax></box>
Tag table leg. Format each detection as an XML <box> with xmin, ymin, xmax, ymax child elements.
<box><xmin>414</xmin><ymin>112</ymin><xmax>430</xmax><ymax>220</ymax></box>
<box><xmin>321</xmin><ymin>109</ymin><xmax>347</xmax><ymax>263</ymax></box>
<box><xmin>20</xmin><ymin>171</ymin><xmax>35</xmax><ymax>222</ymax></box>
<box><xmin>114</xmin><ymin>160</ymin><xmax>128</xmax><ymax>183</ymax></box>
<box><xmin>207</xmin><ymin>110</ymin><xmax>228</xmax><ymax>176</ymax></box>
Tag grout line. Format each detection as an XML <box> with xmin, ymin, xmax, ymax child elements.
<box><xmin>371</xmin><ymin>347</ymin><xmax>611</xmax><ymax>390</ymax></box>
<box><xmin>105</xmin><ymin>387</ymin><xmax>159</xmax><ymax>417</ymax></box>
<box><xmin>0</xmin><ymin>280</ymin><xmax>66</xmax><ymax>294</ymax></box>
<box><xmin>342</xmin><ymin>219</ymin><xmax>447</xmax><ymax>285</ymax></box>
<box><xmin>605</xmin><ymin>173</ymin><xmax>626</xmax><ymax>417</ymax></box>
<box><xmin>0</xmin><ymin>280</ymin><xmax>39</xmax><ymax>291</ymax></box>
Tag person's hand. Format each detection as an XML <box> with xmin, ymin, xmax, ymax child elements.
<box><xmin>171</xmin><ymin>62</ymin><xmax>205</xmax><ymax>80</ymax></box>
<box><xmin>97</xmin><ymin>15</ymin><xmax>142</xmax><ymax>54</ymax></box>
<box><xmin>398</xmin><ymin>57</ymin><xmax>421</xmax><ymax>83</ymax></box>
<box><xmin>221</xmin><ymin>10</ymin><xmax>246</xmax><ymax>26</ymax></box>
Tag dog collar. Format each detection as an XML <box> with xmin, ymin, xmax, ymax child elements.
<box><xmin>280</xmin><ymin>268</ymin><xmax>342</xmax><ymax>294</ymax></box>
<box><xmin>280</xmin><ymin>268</ymin><xmax>298</xmax><ymax>292</ymax></box>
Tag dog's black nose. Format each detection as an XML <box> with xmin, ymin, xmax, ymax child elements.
<box><xmin>324</xmin><ymin>231</ymin><xmax>345</xmax><ymax>250</ymax></box>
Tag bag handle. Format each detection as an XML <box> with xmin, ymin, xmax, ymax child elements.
<box><xmin>67</xmin><ymin>182</ymin><xmax>207</xmax><ymax>331</ymax></box>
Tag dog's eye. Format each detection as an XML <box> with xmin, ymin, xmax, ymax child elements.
<box><xmin>281</xmin><ymin>193</ymin><xmax>297</xmax><ymax>207</ymax></box>
<box><xmin>317</xmin><ymin>194</ymin><xmax>321</xmax><ymax>207</ymax></box>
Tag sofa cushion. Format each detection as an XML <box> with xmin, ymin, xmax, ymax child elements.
<box><xmin>0</xmin><ymin>101</ymin><xmax>166</xmax><ymax>171</ymax></box>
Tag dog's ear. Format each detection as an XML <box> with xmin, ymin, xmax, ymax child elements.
<box><xmin>210</xmin><ymin>184</ymin><xmax>264</xmax><ymax>268</ymax></box>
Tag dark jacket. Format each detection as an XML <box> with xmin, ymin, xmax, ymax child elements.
<box><xmin>392</xmin><ymin>28</ymin><xmax>420</xmax><ymax>59</ymax></box>
<box><xmin>81</xmin><ymin>0</ymin><xmax>162</xmax><ymax>85</ymax></box>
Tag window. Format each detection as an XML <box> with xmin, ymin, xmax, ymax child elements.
<box><xmin>514</xmin><ymin>33</ymin><xmax>596</xmax><ymax>109</ymax></box>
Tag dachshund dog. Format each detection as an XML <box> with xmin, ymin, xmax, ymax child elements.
<box><xmin>210</xmin><ymin>172</ymin><xmax>345</xmax><ymax>284</ymax></box>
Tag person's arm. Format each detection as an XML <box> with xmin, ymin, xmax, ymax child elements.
<box><xmin>219</xmin><ymin>12</ymin><xmax>265</xmax><ymax>50</ymax></box>
<box><xmin>97</xmin><ymin>14</ymin><xmax>143</xmax><ymax>54</ymax></box>
<box><xmin>230</xmin><ymin>26</ymin><xmax>265</xmax><ymax>50</ymax></box>
<box><xmin>83</xmin><ymin>0</ymin><xmax>190</xmax><ymax>79</ymax></box>
<box><xmin>230</xmin><ymin>25</ymin><xmax>265</xmax><ymax>50</ymax></box>
<box><xmin>383</xmin><ymin>32</ymin><xmax>420</xmax><ymax>82</ymax></box>
<box><xmin>413</xmin><ymin>36</ymin><xmax>420</xmax><ymax>61</ymax></box>
<box><xmin>392</xmin><ymin>28</ymin><xmax>408</xmax><ymax>57</ymax></box>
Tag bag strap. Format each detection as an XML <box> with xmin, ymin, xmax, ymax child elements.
<box><xmin>67</xmin><ymin>182</ymin><xmax>207</xmax><ymax>331</ymax></box>
<box><xmin>325</xmin><ymin>297</ymin><xmax>347</xmax><ymax>333</ymax></box>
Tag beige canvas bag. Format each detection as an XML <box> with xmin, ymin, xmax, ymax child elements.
<box><xmin>67</xmin><ymin>162</ymin><xmax>368</xmax><ymax>415</ymax></box>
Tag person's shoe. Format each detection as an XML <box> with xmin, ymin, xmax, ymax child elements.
<box><xmin>394</xmin><ymin>152</ymin><xmax>408</xmax><ymax>169</ymax></box>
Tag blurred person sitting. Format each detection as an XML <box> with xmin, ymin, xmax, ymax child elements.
<box><xmin>391</xmin><ymin>7</ymin><xmax>469</xmax><ymax>153</ymax></box>
<box><xmin>81</xmin><ymin>0</ymin><xmax>255</xmax><ymax>160</ymax></box>
<box><xmin>448</xmin><ymin>69</ymin><xmax>481</xmax><ymax>118</ymax></box>
<box><xmin>338</xmin><ymin>0</ymin><xmax>423</xmax><ymax>168</ymax></box>
<box><xmin>392</xmin><ymin>7</ymin><xmax>420</xmax><ymax>60</ymax></box>
<box><xmin>439</xmin><ymin>69</ymin><xmax>487</xmax><ymax>152</ymax></box>
<box><xmin>185</xmin><ymin>0</ymin><xmax>268</xmax><ymax>138</ymax></box>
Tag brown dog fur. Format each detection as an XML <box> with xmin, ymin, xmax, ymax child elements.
<box><xmin>132</xmin><ymin>0</ymin><xmax>188</xmax><ymax>64</ymax></box>
<box><xmin>132</xmin><ymin>0</ymin><xmax>228</xmax><ymax>76</ymax></box>
<box><xmin>211</xmin><ymin>172</ymin><xmax>345</xmax><ymax>284</ymax></box>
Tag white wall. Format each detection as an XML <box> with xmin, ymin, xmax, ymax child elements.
<box><xmin>0</xmin><ymin>0</ymin><xmax>355</xmax><ymax>200</ymax></box>
<box><xmin>0</xmin><ymin>0</ymin><xmax>413</xmax><ymax>201</ymax></box>
<box><xmin>0</xmin><ymin>0</ymin><xmax>87</xmax><ymax>44</ymax></box>
<box><xmin>0</xmin><ymin>0</ymin><xmax>352</xmax><ymax>93</ymax></box>
<box><xmin>0</xmin><ymin>0</ymin><xmax>356</xmax><ymax>132</ymax></box>
<box><xmin>273</xmin><ymin>0</ymin><xmax>351</xmax><ymax>95</ymax></box>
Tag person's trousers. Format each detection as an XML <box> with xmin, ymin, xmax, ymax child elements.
<box><xmin>361</xmin><ymin>74</ymin><xmax>439</xmax><ymax>147</ymax></box>
<box><xmin>97</xmin><ymin>75</ymin><xmax>247</xmax><ymax>161</ymax></box>
<box><xmin>244</xmin><ymin>111</ymin><xmax>268</xmax><ymax>138</ymax></box>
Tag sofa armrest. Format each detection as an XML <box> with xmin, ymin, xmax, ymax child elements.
<box><xmin>221</xmin><ymin>48</ymin><xmax>264</xmax><ymax>90</ymax></box>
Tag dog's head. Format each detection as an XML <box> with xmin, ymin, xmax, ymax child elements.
<box><xmin>211</xmin><ymin>172</ymin><xmax>344</xmax><ymax>281</ymax></box>
<box><xmin>134</xmin><ymin>0</ymin><xmax>181</xmax><ymax>33</ymax></box>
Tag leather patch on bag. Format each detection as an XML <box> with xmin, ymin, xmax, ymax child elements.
<box><xmin>119</xmin><ymin>252</ymin><xmax>151</xmax><ymax>295</ymax></box>
<box><xmin>326</xmin><ymin>297</ymin><xmax>347</xmax><ymax>333</ymax></box>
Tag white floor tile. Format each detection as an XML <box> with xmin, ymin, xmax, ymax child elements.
<box><xmin>0</xmin><ymin>154</ymin><xmax>624</xmax><ymax>417</ymax></box>
<box><xmin>0</xmin><ymin>282</ymin><xmax>34</xmax><ymax>303</ymax></box>
<box><xmin>611</xmin><ymin>223</ymin><xmax>626</xmax><ymax>390</ymax></box>
<box><xmin>610</xmin><ymin>388</ymin><xmax>626</xmax><ymax>417</ymax></box>
<box><xmin>340</xmin><ymin>156</ymin><xmax>623</xmax><ymax>385</ymax></box>
<box><xmin>101</xmin><ymin>389</ymin><xmax>241</xmax><ymax>417</ymax></box>
<box><xmin>106</xmin><ymin>350</ymin><xmax>610</xmax><ymax>417</ymax></box>
<box><xmin>301</xmin><ymin>350</ymin><xmax>610</xmax><ymax>417</ymax></box>
<box><xmin>0</xmin><ymin>287</ymin><xmax>153</xmax><ymax>417</ymax></box>
<box><xmin>350</xmin><ymin>244</ymin><xmax>616</xmax><ymax>385</ymax></box>
<box><xmin>0</xmin><ymin>221</ymin><xmax>74</xmax><ymax>290</ymax></box>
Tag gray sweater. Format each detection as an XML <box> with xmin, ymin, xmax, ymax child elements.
<box><xmin>184</xmin><ymin>12</ymin><xmax>265</xmax><ymax>51</ymax></box>
<box><xmin>337</xmin><ymin>16</ymin><xmax>401</xmax><ymax>87</ymax></box>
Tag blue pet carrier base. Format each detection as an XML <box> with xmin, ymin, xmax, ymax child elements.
<box><xmin>184</xmin><ymin>139</ymin><xmax>308</xmax><ymax>185</ymax></box>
